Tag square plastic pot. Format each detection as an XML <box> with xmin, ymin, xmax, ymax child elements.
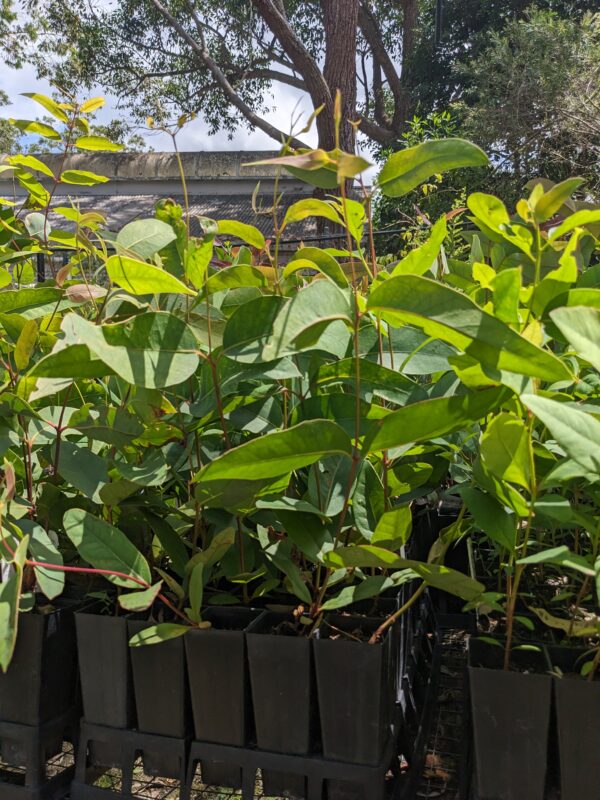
<box><xmin>184</xmin><ymin>606</ymin><xmax>261</xmax><ymax>788</ymax></box>
<box><xmin>128</xmin><ymin>617</ymin><xmax>190</xmax><ymax>779</ymax></box>
<box><xmin>76</xmin><ymin>608</ymin><xmax>135</xmax><ymax>729</ymax></box>
<box><xmin>468</xmin><ymin>638</ymin><xmax>552</xmax><ymax>800</ymax></box>
<box><xmin>314</xmin><ymin>614</ymin><xmax>397</xmax><ymax>800</ymax></box>
<box><xmin>548</xmin><ymin>645</ymin><xmax>600</xmax><ymax>800</ymax></box>
<box><xmin>0</xmin><ymin>604</ymin><xmax>78</xmax><ymax>726</ymax></box>
<box><xmin>246</xmin><ymin>611</ymin><xmax>316</xmax><ymax>798</ymax></box>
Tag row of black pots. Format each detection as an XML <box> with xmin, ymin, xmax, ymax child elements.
<box><xmin>468</xmin><ymin>637</ymin><xmax>600</xmax><ymax>800</ymax></box>
<box><xmin>75</xmin><ymin>605</ymin><xmax>400</xmax><ymax>796</ymax></box>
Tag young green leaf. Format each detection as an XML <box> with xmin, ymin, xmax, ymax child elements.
<box><xmin>129</xmin><ymin>623</ymin><xmax>189</xmax><ymax>647</ymax></box>
<box><xmin>480</xmin><ymin>412</ymin><xmax>533</xmax><ymax>490</ymax></box>
<box><xmin>372</xmin><ymin>506</ymin><xmax>412</xmax><ymax>549</ymax></box>
<box><xmin>119</xmin><ymin>582</ymin><xmax>163</xmax><ymax>612</ymax></box>
<box><xmin>105</xmin><ymin>255</ymin><xmax>195</xmax><ymax>296</ymax></box>
<box><xmin>217</xmin><ymin>220</ymin><xmax>265</xmax><ymax>250</ymax></box>
<box><xmin>391</xmin><ymin>216</ymin><xmax>447</xmax><ymax>277</ymax></box>
<box><xmin>61</xmin><ymin>170</ymin><xmax>109</xmax><ymax>186</ymax></box>
<box><xmin>75</xmin><ymin>136</ymin><xmax>124</xmax><ymax>152</ymax></box>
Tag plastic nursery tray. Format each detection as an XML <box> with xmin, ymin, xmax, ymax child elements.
<box><xmin>0</xmin><ymin>709</ymin><xmax>79</xmax><ymax>800</ymax></box>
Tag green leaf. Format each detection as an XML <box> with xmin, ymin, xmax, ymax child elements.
<box><xmin>533</xmin><ymin>178</ymin><xmax>585</xmax><ymax>223</ymax></box>
<box><xmin>522</xmin><ymin>394</ymin><xmax>600</xmax><ymax>477</ymax></box>
<box><xmin>480</xmin><ymin>412</ymin><xmax>532</xmax><ymax>490</ymax></box>
<box><xmin>0</xmin><ymin>539</ymin><xmax>26</xmax><ymax>672</ymax></box>
<box><xmin>32</xmin><ymin>312</ymin><xmax>199</xmax><ymax>389</ymax></box>
<box><xmin>322</xmin><ymin>546</ymin><xmax>484</xmax><ymax>601</ymax></box>
<box><xmin>391</xmin><ymin>216</ymin><xmax>447</xmax><ymax>276</ymax></box>
<box><xmin>321</xmin><ymin>575</ymin><xmax>396</xmax><ymax>611</ymax></box>
<box><xmin>60</xmin><ymin>170</ymin><xmax>109</xmax><ymax>186</ymax></box>
<box><xmin>0</xmin><ymin>269</ymin><xmax>12</xmax><ymax>290</ymax></box>
<box><xmin>9</xmin><ymin>119</ymin><xmax>61</xmax><ymax>140</ymax></box>
<box><xmin>187</xmin><ymin>528</ymin><xmax>236</xmax><ymax>572</ymax></box>
<box><xmin>116</xmin><ymin>219</ymin><xmax>177</xmax><ymax>260</ymax></box>
<box><xmin>13</xmin><ymin>319</ymin><xmax>37</xmax><ymax>371</ymax></box>
<box><xmin>144</xmin><ymin>513</ymin><xmax>188</xmax><ymax>578</ymax></box>
<box><xmin>518</xmin><ymin>546</ymin><xmax>595</xmax><ymax>576</ymax></box>
<box><xmin>57</xmin><ymin>441</ymin><xmax>110</xmax><ymax>503</ymax></box>
<box><xmin>129</xmin><ymin>623</ymin><xmax>188</xmax><ymax>646</ymax></box>
<box><xmin>275</xmin><ymin>511</ymin><xmax>333</xmax><ymax>565</ymax></box>
<box><xmin>186</xmin><ymin>238</ymin><xmax>213</xmax><ymax>289</ymax></box>
<box><xmin>75</xmin><ymin>135</ymin><xmax>124</xmax><ymax>152</ymax></box>
<box><xmin>353</xmin><ymin>460</ymin><xmax>385</xmax><ymax>541</ymax></box>
<box><xmin>204</xmin><ymin>264</ymin><xmax>267</xmax><ymax>295</ymax></box>
<box><xmin>111</xmin><ymin>452</ymin><xmax>169</xmax><ymax>487</ymax></box>
<box><xmin>245</xmin><ymin>149</ymin><xmax>338</xmax><ymax>189</ymax></box>
<box><xmin>21</xmin><ymin>92</ymin><xmax>69</xmax><ymax>122</ymax></box>
<box><xmin>105</xmin><ymin>255</ymin><xmax>195</xmax><ymax>296</ymax></box>
<box><xmin>63</xmin><ymin>508</ymin><xmax>151</xmax><ymax>588</ymax></box>
<box><xmin>367</xmin><ymin>275</ymin><xmax>571</xmax><ymax>382</ymax></box>
<box><xmin>378</xmin><ymin>139</ymin><xmax>488</xmax><ymax>198</ymax></box>
<box><xmin>366</xmin><ymin>387</ymin><xmax>506</xmax><ymax>453</ymax></box>
<box><xmin>549</xmin><ymin>210</ymin><xmax>600</xmax><ymax>242</ymax></box>
<box><xmin>372</xmin><ymin>506</ymin><xmax>412</xmax><ymax>549</ymax></box>
<box><xmin>468</xmin><ymin>193</ymin><xmax>511</xmax><ymax>234</ymax></box>
<box><xmin>7</xmin><ymin>154</ymin><xmax>55</xmax><ymax>178</ymax></box>
<box><xmin>195</xmin><ymin>420</ymin><xmax>352</xmax><ymax>483</ymax></box>
<box><xmin>529</xmin><ymin>607</ymin><xmax>599</xmax><ymax>637</ymax></box>
<box><xmin>188</xmin><ymin>562</ymin><xmax>204</xmax><ymax>621</ymax></box>
<box><xmin>282</xmin><ymin>198</ymin><xmax>342</xmax><ymax>230</ymax></box>
<box><xmin>217</xmin><ymin>220</ymin><xmax>265</xmax><ymax>250</ymax></box>
<box><xmin>19</xmin><ymin>520</ymin><xmax>64</xmax><ymax>600</ymax></box>
<box><xmin>119</xmin><ymin>582</ymin><xmax>163</xmax><ymax>612</ymax></box>
<box><xmin>291</xmin><ymin>247</ymin><xmax>348</xmax><ymax>288</ymax></box>
<box><xmin>459</xmin><ymin>487</ymin><xmax>516</xmax><ymax>551</ymax></box>
<box><xmin>262</xmin><ymin>280</ymin><xmax>352</xmax><ymax>361</ymax></box>
<box><xmin>551</xmin><ymin>306</ymin><xmax>600</xmax><ymax>373</ymax></box>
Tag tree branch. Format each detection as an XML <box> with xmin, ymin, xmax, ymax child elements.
<box><xmin>251</xmin><ymin>0</ymin><xmax>331</xmax><ymax>110</ymax></box>
<box><xmin>145</xmin><ymin>0</ymin><xmax>307</xmax><ymax>148</ymax></box>
<box><xmin>358</xmin><ymin>1</ymin><xmax>403</xmax><ymax>103</ymax></box>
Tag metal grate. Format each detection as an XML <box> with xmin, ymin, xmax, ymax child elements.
<box><xmin>0</xmin><ymin>740</ymin><xmax>75</xmax><ymax>787</ymax></box>
<box><xmin>415</xmin><ymin>629</ymin><xmax>469</xmax><ymax>800</ymax></box>
<box><xmin>75</xmin><ymin>764</ymin><xmax>277</xmax><ymax>800</ymax></box>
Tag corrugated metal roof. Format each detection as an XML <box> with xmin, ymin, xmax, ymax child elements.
<box><xmin>47</xmin><ymin>192</ymin><xmax>347</xmax><ymax>249</ymax></box>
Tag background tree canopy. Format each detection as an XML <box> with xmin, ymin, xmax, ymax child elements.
<box><xmin>1</xmin><ymin>0</ymin><xmax>598</xmax><ymax>249</ymax></box>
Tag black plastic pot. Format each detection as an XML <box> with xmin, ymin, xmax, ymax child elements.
<box><xmin>128</xmin><ymin>617</ymin><xmax>190</xmax><ymax>779</ymax></box>
<box><xmin>76</xmin><ymin>608</ymin><xmax>135</xmax><ymax>729</ymax></box>
<box><xmin>185</xmin><ymin>606</ymin><xmax>261</xmax><ymax>788</ymax></box>
<box><xmin>549</xmin><ymin>646</ymin><xmax>600</xmax><ymax>800</ymax></box>
<box><xmin>314</xmin><ymin>614</ymin><xmax>396</xmax><ymax>800</ymax></box>
<box><xmin>468</xmin><ymin>638</ymin><xmax>552</xmax><ymax>800</ymax></box>
<box><xmin>246</xmin><ymin>611</ymin><xmax>316</xmax><ymax>798</ymax></box>
<box><xmin>76</xmin><ymin>607</ymin><xmax>136</xmax><ymax>768</ymax></box>
<box><xmin>0</xmin><ymin>604</ymin><xmax>78</xmax><ymax>726</ymax></box>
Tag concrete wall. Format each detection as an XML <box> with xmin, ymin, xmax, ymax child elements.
<box><xmin>0</xmin><ymin>151</ymin><xmax>313</xmax><ymax>197</ymax></box>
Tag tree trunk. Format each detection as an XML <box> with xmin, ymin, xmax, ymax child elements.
<box><xmin>394</xmin><ymin>0</ymin><xmax>418</xmax><ymax>128</ymax></box>
<box><xmin>320</xmin><ymin>0</ymin><xmax>359</xmax><ymax>153</ymax></box>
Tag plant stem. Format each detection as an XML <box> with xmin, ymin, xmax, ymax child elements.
<box><xmin>368</xmin><ymin>581</ymin><xmax>426</xmax><ymax>645</ymax></box>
